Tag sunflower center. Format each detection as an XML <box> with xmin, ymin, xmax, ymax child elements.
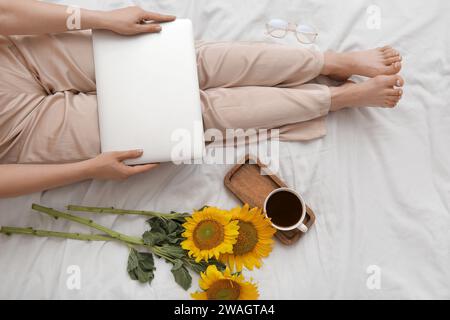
<box><xmin>193</xmin><ymin>220</ymin><xmax>224</xmax><ymax>250</ymax></box>
<box><xmin>207</xmin><ymin>280</ymin><xmax>241</xmax><ymax>300</ymax></box>
<box><xmin>233</xmin><ymin>221</ymin><xmax>258</xmax><ymax>255</ymax></box>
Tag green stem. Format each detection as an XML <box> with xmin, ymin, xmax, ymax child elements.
<box><xmin>152</xmin><ymin>246</ymin><xmax>177</xmax><ymax>263</ymax></box>
<box><xmin>8</xmin><ymin>205</ymin><xmax>195</xmax><ymax>273</ymax></box>
<box><xmin>0</xmin><ymin>226</ymin><xmax>116</xmax><ymax>242</ymax></box>
<box><xmin>66</xmin><ymin>204</ymin><xmax>188</xmax><ymax>220</ymax></box>
<box><xmin>0</xmin><ymin>225</ymin><xmax>186</xmax><ymax>266</ymax></box>
<box><xmin>1</xmin><ymin>224</ymin><xmax>186</xmax><ymax>268</ymax></box>
<box><xmin>32</xmin><ymin>204</ymin><xmax>144</xmax><ymax>246</ymax></box>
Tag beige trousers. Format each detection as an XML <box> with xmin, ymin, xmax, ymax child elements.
<box><xmin>0</xmin><ymin>32</ymin><xmax>330</xmax><ymax>164</ymax></box>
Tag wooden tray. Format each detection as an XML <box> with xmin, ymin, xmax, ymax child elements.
<box><xmin>224</xmin><ymin>155</ymin><xmax>316</xmax><ymax>245</ymax></box>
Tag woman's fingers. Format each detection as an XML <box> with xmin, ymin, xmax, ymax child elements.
<box><xmin>115</xmin><ymin>149</ymin><xmax>144</xmax><ymax>161</ymax></box>
<box><xmin>136</xmin><ymin>23</ymin><xmax>162</xmax><ymax>33</ymax></box>
<box><xmin>113</xmin><ymin>150</ymin><xmax>159</xmax><ymax>178</ymax></box>
<box><xmin>136</xmin><ymin>11</ymin><xmax>176</xmax><ymax>33</ymax></box>
<box><xmin>103</xmin><ymin>7</ymin><xmax>175</xmax><ymax>35</ymax></box>
<box><xmin>142</xmin><ymin>11</ymin><xmax>176</xmax><ymax>22</ymax></box>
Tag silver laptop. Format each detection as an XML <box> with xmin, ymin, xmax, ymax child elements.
<box><xmin>92</xmin><ymin>19</ymin><xmax>204</xmax><ymax>165</ymax></box>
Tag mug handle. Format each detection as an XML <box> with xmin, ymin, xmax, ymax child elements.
<box><xmin>299</xmin><ymin>223</ymin><xmax>308</xmax><ymax>233</ymax></box>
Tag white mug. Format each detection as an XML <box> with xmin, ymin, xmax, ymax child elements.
<box><xmin>263</xmin><ymin>187</ymin><xmax>309</xmax><ymax>233</ymax></box>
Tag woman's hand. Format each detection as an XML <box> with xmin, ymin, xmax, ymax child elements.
<box><xmin>86</xmin><ymin>150</ymin><xmax>158</xmax><ymax>181</ymax></box>
<box><xmin>0</xmin><ymin>150</ymin><xmax>158</xmax><ymax>198</ymax></box>
<box><xmin>98</xmin><ymin>6</ymin><xmax>176</xmax><ymax>35</ymax></box>
<box><xmin>0</xmin><ymin>1</ymin><xmax>176</xmax><ymax>36</ymax></box>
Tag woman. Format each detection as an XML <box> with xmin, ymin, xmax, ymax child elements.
<box><xmin>0</xmin><ymin>0</ymin><xmax>404</xmax><ymax>198</ymax></box>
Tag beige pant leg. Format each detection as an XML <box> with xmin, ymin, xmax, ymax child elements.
<box><xmin>196</xmin><ymin>41</ymin><xmax>324</xmax><ymax>88</ymax></box>
<box><xmin>0</xmin><ymin>31</ymin><xmax>99</xmax><ymax>164</ymax></box>
<box><xmin>201</xmin><ymin>85</ymin><xmax>330</xmax><ymax>141</ymax></box>
<box><xmin>196</xmin><ymin>41</ymin><xmax>331</xmax><ymax>141</ymax></box>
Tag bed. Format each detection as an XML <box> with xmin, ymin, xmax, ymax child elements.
<box><xmin>0</xmin><ymin>0</ymin><xmax>449</xmax><ymax>299</ymax></box>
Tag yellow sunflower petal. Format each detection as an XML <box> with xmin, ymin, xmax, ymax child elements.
<box><xmin>235</xmin><ymin>256</ymin><xmax>244</xmax><ymax>272</ymax></box>
<box><xmin>199</xmin><ymin>265</ymin><xmax>224</xmax><ymax>290</ymax></box>
<box><xmin>223</xmin><ymin>267</ymin><xmax>233</xmax><ymax>278</ymax></box>
<box><xmin>181</xmin><ymin>207</ymin><xmax>239</xmax><ymax>263</ymax></box>
<box><xmin>239</xmin><ymin>282</ymin><xmax>259</xmax><ymax>300</ymax></box>
<box><xmin>222</xmin><ymin>205</ymin><xmax>276</xmax><ymax>272</ymax></box>
<box><xmin>193</xmin><ymin>265</ymin><xmax>259</xmax><ymax>301</ymax></box>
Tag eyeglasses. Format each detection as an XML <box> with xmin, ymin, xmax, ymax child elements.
<box><xmin>266</xmin><ymin>19</ymin><xmax>318</xmax><ymax>44</ymax></box>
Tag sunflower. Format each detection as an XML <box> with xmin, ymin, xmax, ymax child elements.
<box><xmin>191</xmin><ymin>265</ymin><xmax>259</xmax><ymax>300</ymax></box>
<box><xmin>181</xmin><ymin>207</ymin><xmax>239</xmax><ymax>262</ymax></box>
<box><xmin>221</xmin><ymin>204</ymin><xmax>276</xmax><ymax>271</ymax></box>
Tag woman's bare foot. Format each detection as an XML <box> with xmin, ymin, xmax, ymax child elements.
<box><xmin>330</xmin><ymin>75</ymin><xmax>404</xmax><ymax>111</ymax></box>
<box><xmin>322</xmin><ymin>46</ymin><xmax>402</xmax><ymax>81</ymax></box>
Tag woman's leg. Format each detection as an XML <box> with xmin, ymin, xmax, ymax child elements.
<box><xmin>196</xmin><ymin>41</ymin><xmax>324</xmax><ymax>89</ymax></box>
<box><xmin>0</xmin><ymin>31</ymin><xmax>99</xmax><ymax>164</ymax></box>
<box><xmin>196</xmin><ymin>41</ymin><xmax>403</xmax><ymax>141</ymax></box>
<box><xmin>201</xmin><ymin>84</ymin><xmax>331</xmax><ymax>141</ymax></box>
<box><xmin>322</xmin><ymin>46</ymin><xmax>402</xmax><ymax>80</ymax></box>
<box><xmin>196</xmin><ymin>42</ymin><xmax>403</xmax><ymax>90</ymax></box>
<box><xmin>0</xmin><ymin>36</ymin><xmax>43</xmax><ymax>163</ymax></box>
<box><xmin>329</xmin><ymin>75</ymin><xmax>404</xmax><ymax>111</ymax></box>
<box><xmin>200</xmin><ymin>73</ymin><xmax>404</xmax><ymax>142</ymax></box>
<box><xmin>195</xmin><ymin>41</ymin><xmax>331</xmax><ymax>141</ymax></box>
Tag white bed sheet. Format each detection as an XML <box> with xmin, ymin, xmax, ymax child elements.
<box><xmin>0</xmin><ymin>0</ymin><xmax>449</xmax><ymax>299</ymax></box>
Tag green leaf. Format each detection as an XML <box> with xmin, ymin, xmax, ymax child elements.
<box><xmin>196</xmin><ymin>205</ymin><xmax>210</xmax><ymax>211</ymax></box>
<box><xmin>168</xmin><ymin>237</ymin><xmax>181</xmax><ymax>245</ymax></box>
<box><xmin>138</xmin><ymin>252</ymin><xmax>155</xmax><ymax>271</ymax></box>
<box><xmin>127</xmin><ymin>248</ymin><xmax>155</xmax><ymax>285</ymax></box>
<box><xmin>172</xmin><ymin>259</ymin><xmax>183</xmax><ymax>271</ymax></box>
<box><xmin>145</xmin><ymin>216</ymin><xmax>185</xmax><ymax>247</ymax></box>
<box><xmin>142</xmin><ymin>230</ymin><xmax>166</xmax><ymax>246</ymax></box>
<box><xmin>167</xmin><ymin>220</ymin><xmax>179</xmax><ymax>234</ymax></box>
<box><xmin>147</xmin><ymin>218</ymin><xmax>168</xmax><ymax>234</ymax></box>
<box><xmin>171</xmin><ymin>265</ymin><xmax>192</xmax><ymax>290</ymax></box>
<box><xmin>188</xmin><ymin>258</ymin><xmax>226</xmax><ymax>274</ymax></box>
<box><xmin>136</xmin><ymin>268</ymin><xmax>151</xmax><ymax>283</ymax></box>
<box><xmin>127</xmin><ymin>248</ymin><xmax>139</xmax><ymax>271</ymax></box>
<box><xmin>160</xmin><ymin>244</ymin><xmax>186</xmax><ymax>259</ymax></box>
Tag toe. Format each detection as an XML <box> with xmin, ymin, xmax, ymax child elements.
<box><xmin>385</xmin><ymin>99</ymin><xmax>398</xmax><ymax>108</ymax></box>
<box><xmin>380</xmin><ymin>45</ymin><xmax>392</xmax><ymax>52</ymax></box>
<box><xmin>393</xmin><ymin>62</ymin><xmax>402</xmax><ymax>72</ymax></box>
<box><xmin>391</xmin><ymin>96</ymin><xmax>401</xmax><ymax>103</ymax></box>
<box><xmin>384</xmin><ymin>100</ymin><xmax>395</xmax><ymax>108</ymax></box>
<box><xmin>387</xmin><ymin>88</ymin><xmax>403</xmax><ymax>96</ymax></box>
<box><xmin>381</xmin><ymin>62</ymin><xmax>402</xmax><ymax>75</ymax></box>
<box><xmin>383</xmin><ymin>49</ymin><xmax>395</xmax><ymax>57</ymax></box>
<box><xmin>383</xmin><ymin>49</ymin><xmax>400</xmax><ymax>58</ymax></box>
<box><xmin>394</xmin><ymin>75</ymin><xmax>405</xmax><ymax>87</ymax></box>
<box><xmin>381</xmin><ymin>75</ymin><xmax>404</xmax><ymax>87</ymax></box>
<box><xmin>384</xmin><ymin>56</ymin><xmax>402</xmax><ymax>65</ymax></box>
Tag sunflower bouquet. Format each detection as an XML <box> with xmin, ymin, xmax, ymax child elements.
<box><xmin>181</xmin><ymin>205</ymin><xmax>276</xmax><ymax>299</ymax></box>
<box><xmin>0</xmin><ymin>203</ymin><xmax>276</xmax><ymax>300</ymax></box>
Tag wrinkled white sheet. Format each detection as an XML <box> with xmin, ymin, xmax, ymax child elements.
<box><xmin>0</xmin><ymin>0</ymin><xmax>449</xmax><ymax>299</ymax></box>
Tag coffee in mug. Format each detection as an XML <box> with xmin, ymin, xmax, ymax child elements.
<box><xmin>263</xmin><ymin>188</ymin><xmax>308</xmax><ymax>232</ymax></box>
